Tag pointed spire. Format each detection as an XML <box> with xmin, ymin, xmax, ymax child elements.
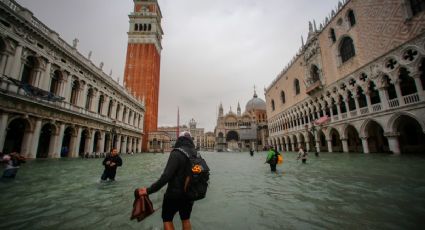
<box><xmin>301</xmin><ymin>35</ymin><xmax>304</xmax><ymax>47</ymax></box>
<box><xmin>237</xmin><ymin>102</ymin><xmax>241</xmax><ymax>116</ymax></box>
<box><xmin>313</xmin><ymin>20</ymin><xmax>317</xmax><ymax>32</ymax></box>
<box><xmin>308</xmin><ymin>21</ymin><xmax>313</xmax><ymax>32</ymax></box>
<box><xmin>253</xmin><ymin>85</ymin><xmax>258</xmax><ymax>98</ymax></box>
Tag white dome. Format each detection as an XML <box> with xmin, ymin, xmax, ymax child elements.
<box><xmin>245</xmin><ymin>92</ymin><xmax>266</xmax><ymax>111</ymax></box>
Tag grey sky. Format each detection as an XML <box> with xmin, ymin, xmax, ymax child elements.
<box><xmin>16</xmin><ymin>0</ymin><xmax>339</xmax><ymax>131</ymax></box>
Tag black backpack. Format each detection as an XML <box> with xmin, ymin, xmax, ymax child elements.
<box><xmin>175</xmin><ymin>148</ymin><xmax>210</xmax><ymax>201</ymax></box>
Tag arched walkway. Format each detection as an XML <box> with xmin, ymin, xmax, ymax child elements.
<box><xmin>363</xmin><ymin>120</ymin><xmax>389</xmax><ymax>153</ymax></box>
<box><xmin>317</xmin><ymin>130</ymin><xmax>327</xmax><ymax>152</ymax></box>
<box><xmin>61</xmin><ymin>127</ymin><xmax>74</xmax><ymax>157</ymax></box>
<box><xmin>79</xmin><ymin>129</ymin><xmax>89</xmax><ymax>156</ymax></box>
<box><xmin>37</xmin><ymin>123</ymin><xmax>56</xmax><ymax>158</ymax></box>
<box><xmin>93</xmin><ymin>131</ymin><xmax>101</xmax><ymax>152</ymax></box>
<box><xmin>394</xmin><ymin>115</ymin><xmax>425</xmax><ymax>154</ymax></box>
<box><xmin>329</xmin><ymin>128</ymin><xmax>342</xmax><ymax>152</ymax></box>
<box><xmin>346</xmin><ymin>125</ymin><xmax>362</xmax><ymax>153</ymax></box>
<box><xmin>3</xmin><ymin>118</ymin><xmax>31</xmax><ymax>154</ymax></box>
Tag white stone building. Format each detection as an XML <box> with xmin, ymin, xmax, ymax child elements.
<box><xmin>0</xmin><ymin>0</ymin><xmax>144</xmax><ymax>158</ymax></box>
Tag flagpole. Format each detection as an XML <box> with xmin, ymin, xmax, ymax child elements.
<box><xmin>177</xmin><ymin>107</ymin><xmax>180</xmax><ymax>139</ymax></box>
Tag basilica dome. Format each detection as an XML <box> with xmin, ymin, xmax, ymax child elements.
<box><xmin>245</xmin><ymin>91</ymin><xmax>266</xmax><ymax>111</ymax></box>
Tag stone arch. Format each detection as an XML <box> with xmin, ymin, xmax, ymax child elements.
<box><xmin>391</xmin><ymin>114</ymin><xmax>425</xmax><ymax>153</ymax></box>
<box><xmin>387</xmin><ymin>111</ymin><xmax>425</xmax><ymax>133</ymax></box>
<box><xmin>36</xmin><ymin>122</ymin><xmax>58</xmax><ymax>158</ymax></box>
<box><xmin>343</xmin><ymin>124</ymin><xmax>362</xmax><ymax>153</ymax></box>
<box><xmin>61</xmin><ymin>126</ymin><xmax>76</xmax><ymax>157</ymax></box>
<box><xmin>3</xmin><ymin>117</ymin><xmax>32</xmax><ymax>155</ymax></box>
<box><xmin>360</xmin><ymin>119</ymin><xmax>390</xmax><ymax>153</ymax></box>
<box><xmin>79</xmin><ymin>128</ymin><xmax>90</xmax><ymax>156</ymax></box>
<box><xmin>329</xmin><ymin>128</ymin><xmax>343</xmax><ymax>152</ymax></box>
<box><xmin>286</xmin><ymin>135</ymin><xmax>292</xmax><ymax>151</ymax></box>
<box><xmin>297</xmin><ymin>132</ymin><xmax>306</xmax><ymax>149</ymax></box>
<box><xmin>226</xmin><ymin>130</ymin><xmax>239</xmax><ymax>141</ymax></box>
<box><xmin>292</xmin><ymin>134</ymin><xmax>298</xmax><ymax>151</ymax></box>
<box><xmin>317</xmin><ymin>129</ymin><xmax>327</xmax><ymax>152</ymax></box>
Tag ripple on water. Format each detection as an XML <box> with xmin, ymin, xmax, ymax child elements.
<box><xmin>0</xmin><ymin>152</ymin><xmax>425</xmax><ymax>229</ymax></box>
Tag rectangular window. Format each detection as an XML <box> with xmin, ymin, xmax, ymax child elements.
<box><xmin>410</xmin><ymin>0</ymin><xmax>425</xmax><ymax>15</ymax></box>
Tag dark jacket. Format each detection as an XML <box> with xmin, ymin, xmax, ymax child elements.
<box><xmin>147</xmin><ymin>136</ymin><xmax>195</xmax><ymax>199</ymax></box>
<box><xmin>102</xmin><ymin>154</ymin><xmax>123</xmax><ymax>171</ymax></box>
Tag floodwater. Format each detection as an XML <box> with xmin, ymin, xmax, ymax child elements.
<box><xmin>0</xmin><ymin>152</ymin><xmax>425</xmax><ymax>230</ymax></box>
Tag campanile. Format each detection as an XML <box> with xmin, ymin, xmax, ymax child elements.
<box><xmin>124</xmin><ymin>0</ymin><xmax>163</xmax><ymax>151</ymax></box>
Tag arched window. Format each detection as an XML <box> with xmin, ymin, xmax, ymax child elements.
<box><xmin>329</xmin><ymin>28</ymin><xmax>336</xmax><ymax>43</ymax></box>
<box><xmin>348</xmin><ymin>10</ymin><xmax>356</xmax><ymax>27</ymax></box>
<box><xmin>399</xmin><ymin>68</ymin><xmax>417</xmax><ymax>96</ymax></box>
<box><xmin>294</xmin><ymin>79</ymin><xmax>300</xmax><ymax>95</ymax></box>
<box><xmin>98</xmin><ymin>95</ymin><xmax>104</xmax><ymax>114</ymax></box>
<box><xmin>271</xmin><ymin>100</ymin><xmax>275</xmax><ymax>111</ymax></box>
<box><xmin>280</xmin><ymin>91</ymin><xmax>285</xmax><ymax>104</ymax></box>
<box><xmin>148</xmin><ymin>24</ymin><xmax>152</xmax><ymax>31</ymax></box>
<box><xmin>115</xmin><ymin>104</ymin><xmax>121</xmax><ymax>120</ymax></box>
<box><xmin>340</xmin><ymin>37</ymin><xmax>356</xmax><ymax>63</ymax></box>
<box><xmin>21</xmin><ymin>56</ymin><xmax>37</xmax><ymax>85</ymax></box>
<box><xmin>410</xmin><ymin>0</ymin><xmax>425</xmax><ymax>16</ymax></box>
<box><xmin>85</xmin><ymin>88</ymin><xmax>94</xmax><ymax>110</ymax></box>
<box><xmin>107</xmin><ymin>100</ymin><xmax>113</xmax><ymax>117</ymax></box>
<box><xmin>357</xmin><ymin>87</ymin><xmax>367</xmax><ymax>108</ymax></box>
<box><xmin>383</xmin><ymin>75</ymin><xmax>397</xmax><ymax>100</ymax></box>
<box><xmin>134</xmin><ymin>24</ymin><xmax>139</xmax><ymax>31</ymax></box>
<box><xmin>368</xmin><ymin>82</ymin><xmax>381</xmax><ymax>104</ymax></box>
<box><xmin>50</xmin><ymin>70</ymin><xmax>61</xmax><ymax>95</ymax></box>
<box><xmin>310</xmin><ymin>65</ymin><xmax>320</xmax><ymax>82</ymax></box>
<box><xmin>123</xmin><ymin>108</ymin><xmax>127</xmax><ymax>122</ymax></box>
<box><xmin>70</xmin><ymin>80</ymin><xmax>80</xmax><ymax>105</ymax></box>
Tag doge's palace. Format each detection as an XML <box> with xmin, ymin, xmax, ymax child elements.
<box><xmin>266</xmin><ymin>0</ymin><xmax>425</xmax><ymax>154</ymax></box>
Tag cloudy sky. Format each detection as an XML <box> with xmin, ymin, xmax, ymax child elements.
<box><xmin>16</xmin><ymin>0</ymin><xmax>338</xmax><ymax>131</ymax></box>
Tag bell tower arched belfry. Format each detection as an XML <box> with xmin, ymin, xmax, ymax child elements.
<box><xmin>124</xmin><ymin>0</ymin><xmax>163</xmax><ymax>151</ymax></box>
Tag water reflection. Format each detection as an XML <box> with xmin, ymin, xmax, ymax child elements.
<box><xmin>1</xmin><ymin>152</ymin><xmax>424</xmax><ymax>229</ymax></box>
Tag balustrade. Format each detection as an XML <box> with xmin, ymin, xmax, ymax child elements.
<box><xmin>372</xmin><ymin>103</ymin><xmax>382</xmax><ymax>112</ymax></box>
<box><xmin>388</xmin><ymin>98</ymin><xmax>400</xmax><ymax>108</ymax></box>
<box><xmin>360</xmin><ymin>107</ymin><xmax>369</xmax><ymax>115</ymax></box>
<box><xmin>403</xmin><ymin>93</ymin><xmax>419</xmax><ymax>105</ymax></box>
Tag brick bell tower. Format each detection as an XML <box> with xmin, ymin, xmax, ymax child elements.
<box><xmin>124</xmin><ymin>0</ymin><xmax>163</xmax><ymax>151</ymax></box>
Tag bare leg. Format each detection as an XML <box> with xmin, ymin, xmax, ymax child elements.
<box><xmin>182</xmin><ymin>219</ymin><xmax>192</xmax><ymax>230</ymax></box>
<box><xmin>163</xmin><ymin>222</ymin><xmax>175</xmax><ymax>230</ymax></box>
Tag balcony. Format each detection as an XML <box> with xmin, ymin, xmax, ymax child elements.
<box><xmin>306</xmin><ymin>80</ymin><xmax>323</xmax><ymax>95</ymax></box>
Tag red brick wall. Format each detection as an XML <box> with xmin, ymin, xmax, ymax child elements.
<box><xmin>124</xmin><ymin>43</ymin><xmax>161</xmax><ymax>151</ymax></box>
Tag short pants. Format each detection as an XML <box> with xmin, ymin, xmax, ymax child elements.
<box><xmin>161</xmin><ymin>197</ymin><xmax>194</xmax><ymax>222</ymax></box>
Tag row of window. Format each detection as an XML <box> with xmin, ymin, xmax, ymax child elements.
<box><xmin>134</xmin><ymin>23</ymin><xmax>152</xmax><ymax>32</ymax></box>
<box><xmin>20</xmin><ymin>57</ymin><xmax>142</xmax><ymax>127</ymax></box>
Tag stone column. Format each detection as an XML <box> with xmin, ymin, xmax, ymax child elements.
<box><xmin>336</xmin><ymin>102</ymin><xmax>342</xmax><ymax>120</ymax></box>
<box><xmin>54</xmin><ymin>123</ymin><xmax>66</xmax><ymax>158</ymax></box>
<box><xmin>138</xmin><ymin>137</ymin><xmax>142</xmax><ymax>153</ymax></box>
<box><xmin>285</xmin><ymin>143</ymin><xmax>289</xmax><ymax>152</ymax></box>
<box><xmin>341</xmin><ymin>138</ymin><xmax>349</xmax><ymax>153</ymax></box>
<box><xmin>314</xmin><ymin>131</ymin><xmax>320</xmax><ymax>152</ymax></box>
<box><xmin>361</xmin><ymin>137</ymin><xmax>369</xmax><ymax>154</ymax></box>
<box><xmin>394</xmin><ymin>82</ymin><xmax>404</xmax><ymax>106</ymax></box>
<box><xmin>85</xmin><ymin>131</ymin><xmax>94</xmax><ymax>154</ymax></box>
<box><xmin>115</xmin><ymin>135</ymin><xmax>121</xmax><ymax>152</ymax></box>
<box><xmin>9</xmin><ymin>45</ymin><xmax>23</xmax><ymax>79</ymax></box>
<box><xmin>354</xmin><ymin>96</ymin><xmax>360</xmax><ymax>115</ymax></box>
<box><xmin>79</xmin><ymin>82</ymin><xmax>88</xmax><ymax>109</ymax></box>
<box><xmin>73</xmin><ymin>127</ymin><xmax>83</xmax><ymax>158</ymax></box>
<box><xmin>413</xmin><ymin>74</ymin><xmax>425</xmax><ymax>101</ymax></box>
<box><xmin>327</xmin><ymin>139</ymin><xmax>333</xmax><ymax>153</ymax></box>
<box><xmin>0</xmin><ymin>112</ymin><xmax>9</xmax><ymax>152</ymax></box>
<box><xmin>378</xmin><ymin>88</ymin><xmax>389</xmax><ymax>110</ymax></box>
<box><xmin>29</xmin><ymin>119</ymin><xmax>42</xmax><ymax>158</ymax></box>
<box><xmin>365</xmin><ymin>92</ymin><xmax>372</xmax><ymax>113</ymax></box>
<box><xmin>98</xmin><ymin>131</ymin><xmax>105</xmax><ymax>153</ymax></box>
<box><xmin>92</xmin><ymin>90</ymin><xmax>100</xmax><ymax>113</ymax></box>
<box><xmin>122</xmin><ymin>136</ymin><xmax>127</xmax><ymax>154</ymax></box>
<box><xmin>329</xmin><ymin>106</ymin><xmax>334</xmax><ymax>122</ymax></box>
<box><xmin>386</xmin><ymin>134</ymin><xmax>401</xmax><ymax>155</ymax></box>
<box><xmin>345</xmin><ymin>99</ymin><xmax>351</xmax><ymax>118</ymax></box>
<box><xmin>41</xmin><ymin>61</ymin><xmax>51</xmax><ymax>91</ymax></box>
<box><xmin>102</xmin><ymin>96</ymin><xmax>110</xmax><ymax>116</ymax></box>
<box><xmin>305</xmin><ymin>141</ymin><xmax>310</xmax><ymax>152</ymax></box>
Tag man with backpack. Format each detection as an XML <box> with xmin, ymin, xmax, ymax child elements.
<box><xmin>266</xmin><ymin>147</ymin><xmax>280</xmax><ymax>172</ymax></box>
<box><xmin>138</xmin><ymin>131</ymin><xmax>209</xmax><ymax>230</ymax></box>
